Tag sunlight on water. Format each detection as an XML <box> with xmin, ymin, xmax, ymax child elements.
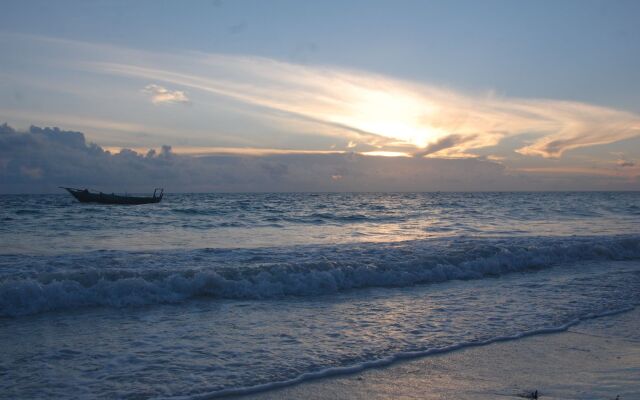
<box><xmin>0</xmin><ymin>192</ymin><xmax>638</xmax><ymax>254</ymax></box>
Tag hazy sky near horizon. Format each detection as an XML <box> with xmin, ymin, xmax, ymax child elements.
<box><xmin>1</xmin><ymin>0</ymin><xmax>640</xmax><ymax>190</ymax></box>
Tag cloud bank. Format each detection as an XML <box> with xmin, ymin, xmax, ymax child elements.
<box><xmin>1</xmin><ymin>124</ymin><xmax>638</xmax><ymax>193</ymax></box>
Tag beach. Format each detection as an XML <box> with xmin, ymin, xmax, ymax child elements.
<box><xmin>244</xmin><ymin>308</ymin><xmax>640</xmax><ymax>400</ymax></box>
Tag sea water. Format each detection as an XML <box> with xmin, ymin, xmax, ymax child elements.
<box><xmin>0</xmin><ymin>192</ymin><xmax>639</xmax><ymax>398</ymax></box>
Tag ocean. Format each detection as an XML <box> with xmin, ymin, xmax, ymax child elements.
<box><xmin>1</xmin><ymin>192</ymin><xmax>639</xmax><ymax>399</ymax></box>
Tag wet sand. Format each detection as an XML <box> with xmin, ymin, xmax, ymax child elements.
<box><xmin>241</xmin><ymin>308</ymin><xmax>640</xmax><ymax>400</ymax></box>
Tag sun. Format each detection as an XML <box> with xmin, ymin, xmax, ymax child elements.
<box><xmin>325</xmin><ymin>82</ymin><xmax>449</xmax><ymax>150</ymax></box>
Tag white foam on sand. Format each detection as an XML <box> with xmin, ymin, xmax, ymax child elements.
<box><xmin>164</xmin><ymin>307</ymin><xmax>639</xmax><ymax>400</ymax></box>
<box><xmin>232</xmin><ymin>307</ymin><xmax>640</xmax><ymax>400</ymax></box>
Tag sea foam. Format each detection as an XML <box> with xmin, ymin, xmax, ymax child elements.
<box><xmin>1</xmin><ymin>235</ymin><xmax>639</xmax><ymax>317</ymax></box>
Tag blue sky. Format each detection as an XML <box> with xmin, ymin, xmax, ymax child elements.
<box><xmin>3</xmin><ymin>0</ymin><xmax>639</xmax><ymax>106</ymax></box>
<box><xmin>1</xmin><ymin>0</ymin><xmax>639</xmax><ymax>191</ymax></box>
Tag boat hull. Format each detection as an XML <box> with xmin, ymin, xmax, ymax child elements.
<box><xmin>62</xmin><ymin>188</ymin><xmax>162</xmax><ymax>205</ymax></box>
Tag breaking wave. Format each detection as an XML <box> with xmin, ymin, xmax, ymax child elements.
<box><xmin>1</xmin><ymin>235</ymin><xmax>639</xmax><ymax>317</ymax></box>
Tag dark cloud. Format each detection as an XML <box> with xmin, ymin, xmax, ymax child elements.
<box><xmin>413</xmin><ymin>134</ymin><xmax>476</xmax><ymax>157</ymax></box>
<box><xmin>1</xmin><ymin>124</ymin><xmax>637</xmax><ymax>193</ymax></box>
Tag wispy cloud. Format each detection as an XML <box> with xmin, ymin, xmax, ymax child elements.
<box><xmin>514</xmin><ymin>166</ymin><xmax>638</xmax><ymax>178</ymax></box>
<box><xmin>413</xmin><ymin>134</ymin><xmax>477</xmax><ymax>158</ymax></box>
<box><xmin>0</xmin><ymin>108</ymin><xmax>152</xmax><ymax>133</ymax></box>
<box><xmin>618</xmin><ymin>160</ymin><xmax>636</xmax><ymax>167</ymax></box>
<box><xmin>95</xmin><ymin>55</ymin><xmax>640</xmax><ymax>158</ymax></box>
<box><xmin>4</xmin><ymin>34</ymin><xmax>640</xmax><ymax>161</ymax></box>
<box><xmin>143</xmin><ymin>84</ymin><xmax>190</xmax><ymax>105</ymax></box>
<box><xmin>618</xmin><ymin>160</ymin><xmax>635</xmax><ymax>167</ymax></box>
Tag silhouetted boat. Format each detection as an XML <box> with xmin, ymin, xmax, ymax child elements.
<box><xmin>60</xmin><ymin>187</ymin><xmax>164</xmax><ymax>205</ymax></box>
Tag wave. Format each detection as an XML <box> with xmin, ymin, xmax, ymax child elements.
<box><xmin>171</xmin><ymin>208</ymin><xmax>226</xmax><ymax>216</ymax></box>
<box><xmin>14</xmin><ymin>209</ymin><xmax>42</xmax><ymax>215</ymax></box>
<box><xmin>170</xmin><ymin>207</ymin><xmax>406</xmax><ymax>224</ymax></box>
<box><xmin>168</xmin><ymin>306</ymin><xmax>637</xmax><ymax>400</ymax></box>
<box><xmin>1</xmin><ymin>235</ymin><xmax>639</xmax><ymax>317</ymax></box>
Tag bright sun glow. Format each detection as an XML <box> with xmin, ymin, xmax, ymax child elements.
<box><xmin>325</xmin><ymin>85</ymin><xmax>449</xmax><ymax>149</ymax></box>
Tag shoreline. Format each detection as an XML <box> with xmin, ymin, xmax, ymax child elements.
<box><xmin>233</xmin><ymin>307</ymin><xmax>640</xmax><ymax>400</ymax></box>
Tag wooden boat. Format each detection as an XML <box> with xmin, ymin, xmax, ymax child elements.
<box><xmin>60</xmin><ymin>187</ymin><xmax>164</xmax><ymax>205</ymax></box>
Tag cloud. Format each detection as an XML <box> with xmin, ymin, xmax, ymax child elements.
<box><xmin>610</xmin><ymin>152</ymin><xmax>637</xmax><ymax>168</ymax></box>
<box><xmin>93</xmin><ymin>53</ymin><xmax>640</xmax><ymax>159</ymax></box>
<box><xmin>513</xmin><ymin>104</ymin><xmax>640</xmax><ymax>158</ymax></box>
<box><xmin>143</xmin><ymin>84</ymin><xmax>191</xmax><ymax>105</ymax></box>
<box><xmin>413</xmin><ymin>134</ymin><xmax>477</xmax><ymax>157</ymax></box>
<box><xmin>617</xmin><ymin>160</ymin><xmax>635</xmax><ymax>167</ymax></box>
<box><xmin>4</xmin><ymin>34</ymin><xmax>639</xmax><ymax>160</ymax></box>
<box><xmin>1</xmin><ymin>123</ymin><xmax>638</xmax><ymax>193</ymax></box>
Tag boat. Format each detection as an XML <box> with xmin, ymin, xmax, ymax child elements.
<box><xmin>60</xmin><ymin>187</ymin><xmax>164</xmax><ymax>205</ymax></box>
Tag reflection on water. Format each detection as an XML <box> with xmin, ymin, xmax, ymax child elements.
<box><xmin>1</xmin><ymin>192</ymin><xmax>638</xmax><ymax>254</ymax></box>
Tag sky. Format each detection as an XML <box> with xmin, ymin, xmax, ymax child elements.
<box><xmin>1</xmin><ymin>0</ymin><xmax>640</xmax><ymax>192</ymax></box>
